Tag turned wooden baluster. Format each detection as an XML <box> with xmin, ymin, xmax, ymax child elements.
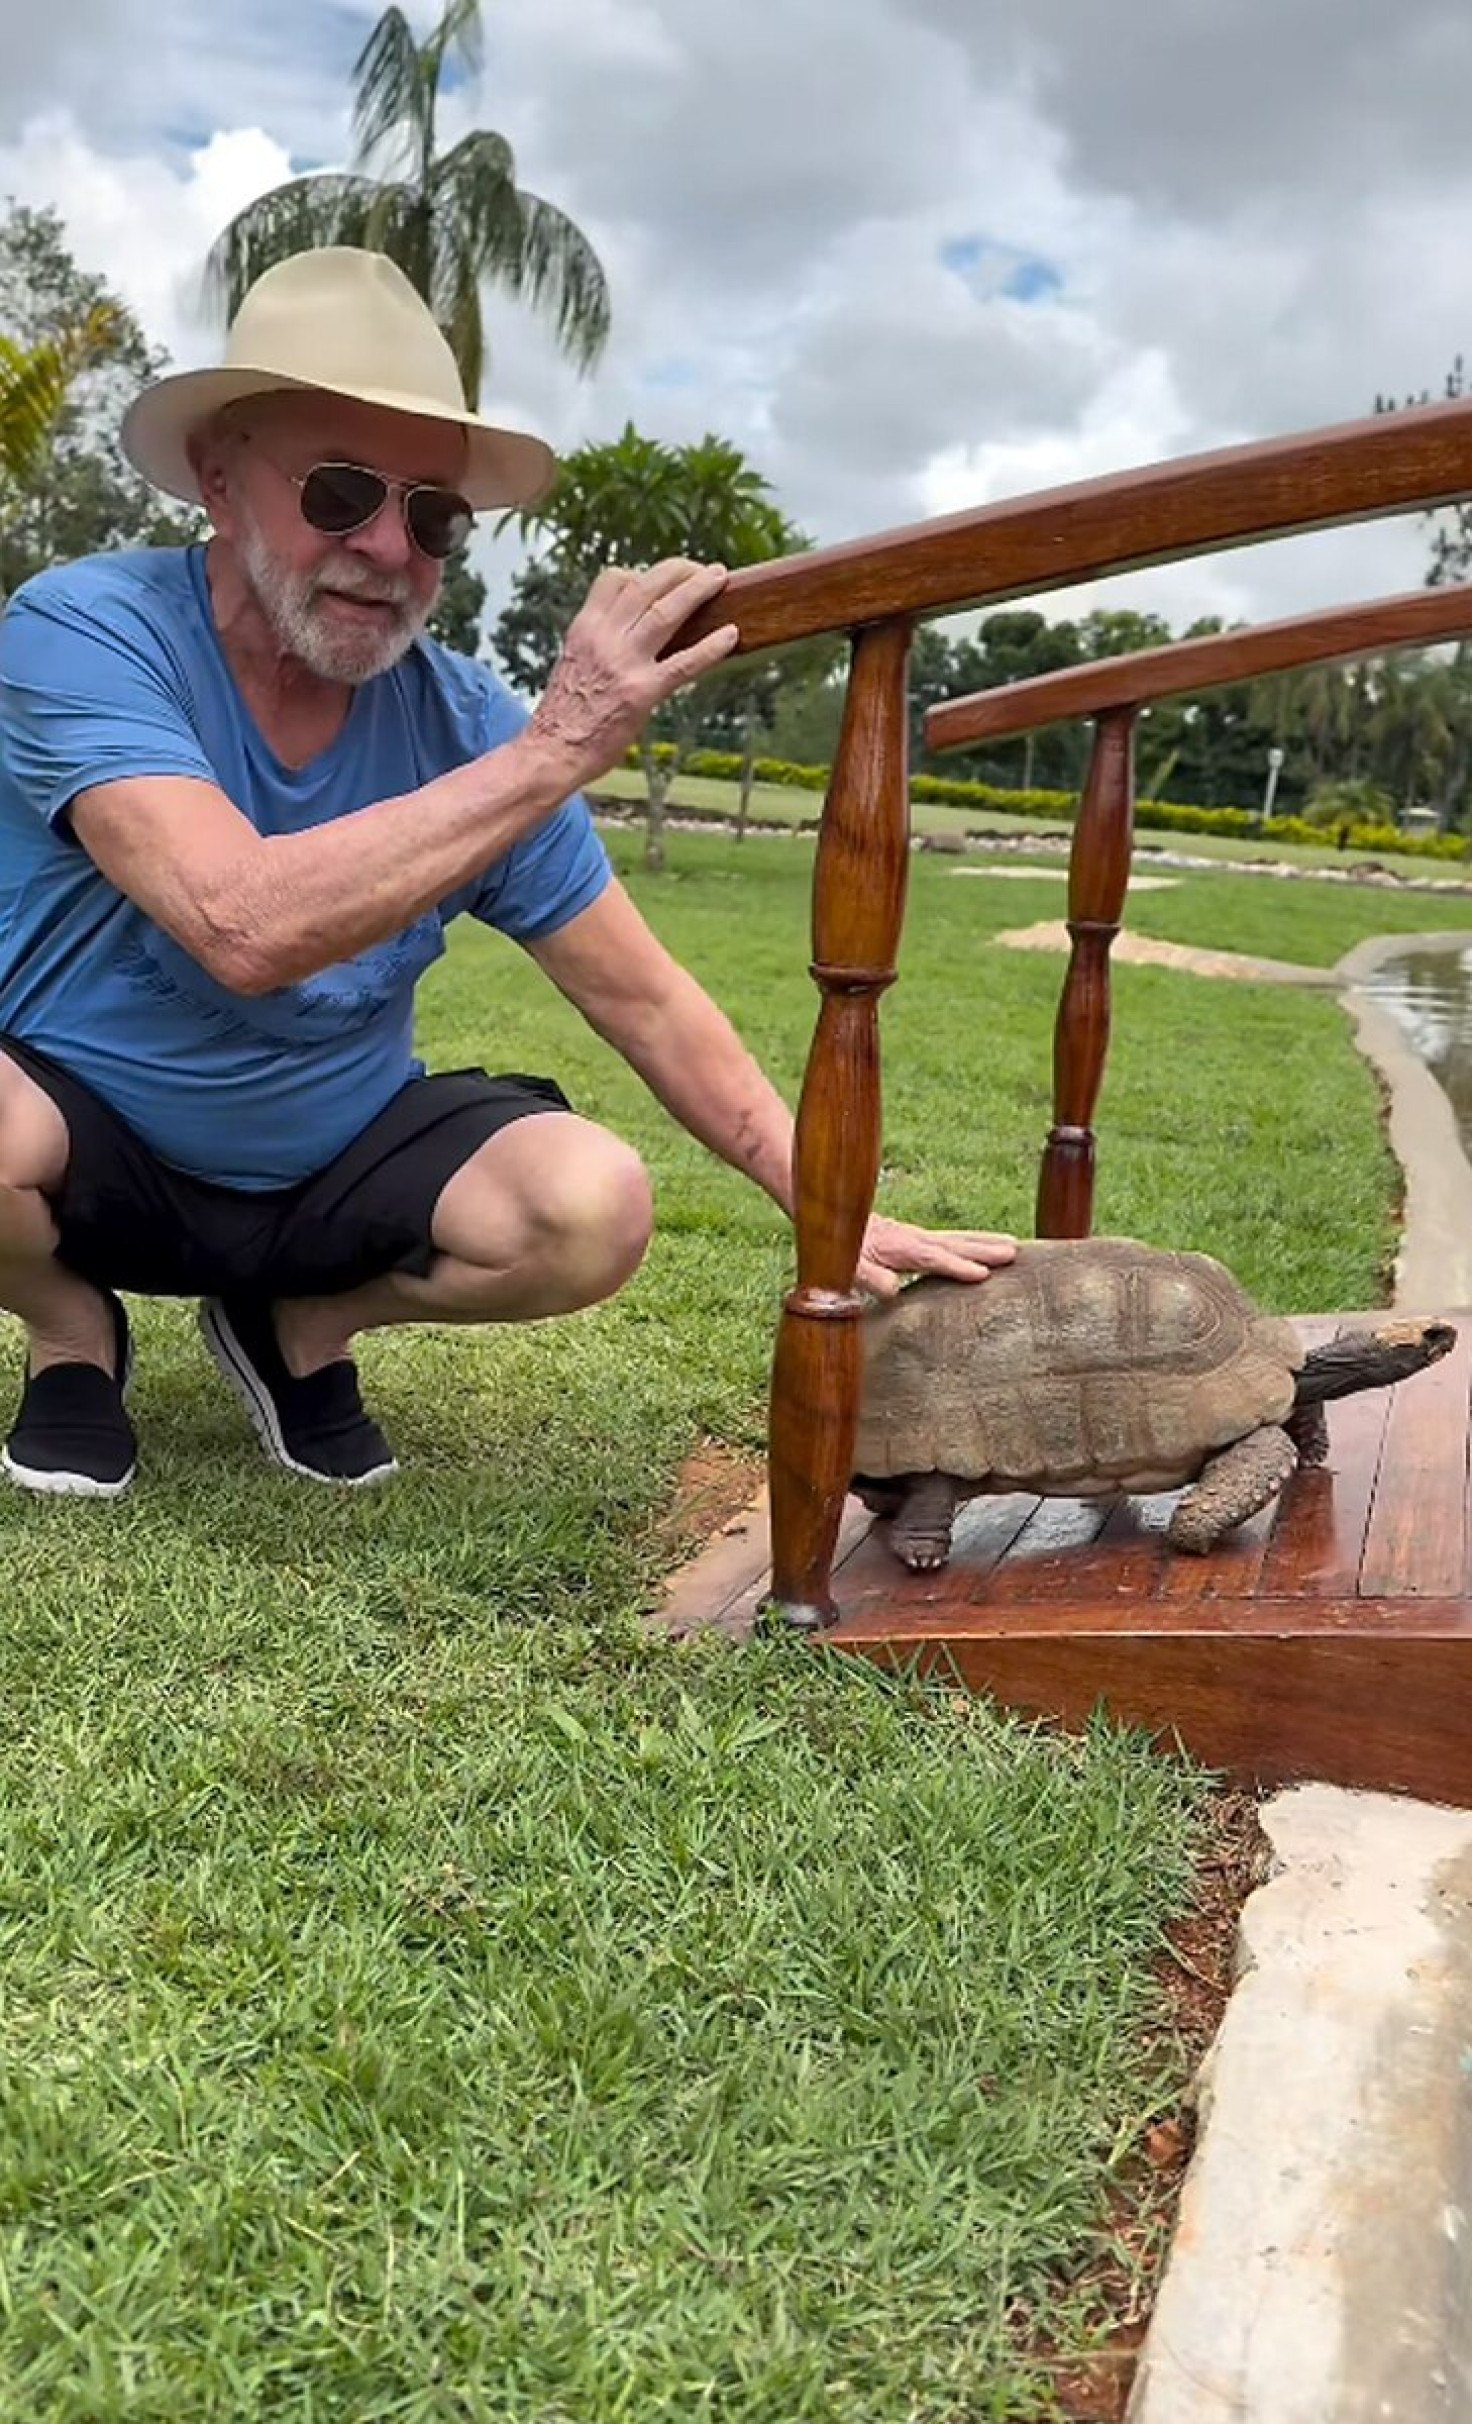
<box><xmin>762</xmin><ymin>619</ymin><xmax>912</xmax><ymax>1634</ymax></box>
<box><xmin>1035</xmin><ymin>704</ymin><xmax>1138</xmax><ymax>1239</ymax></box>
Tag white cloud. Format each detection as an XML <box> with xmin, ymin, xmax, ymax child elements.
<box><xmin>1</xmin><ymin>0</ymin><xmax>1468</xmax><ymax>642</ymax></box>
<box><xmin>0</xmin><ymin>113</ymin><xmax>294</xmax><ymax>368</ymax></box>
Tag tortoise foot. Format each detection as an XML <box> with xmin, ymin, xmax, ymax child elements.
<box><xmin>898</xmin><ymin>1544</ymin><xmax>952</xmax><ymax>1573</ymax></box>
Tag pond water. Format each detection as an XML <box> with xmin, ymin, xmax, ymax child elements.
<box><xmin>1357</xmin><ymin>942</ymin><xmax>1472</xmax><ymax>1157</ymax></box>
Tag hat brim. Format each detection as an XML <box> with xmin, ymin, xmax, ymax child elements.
<box><xmin>120</xmin><ymin>366</ymin><xmax>557</xmax><ymax>513</ymax></box>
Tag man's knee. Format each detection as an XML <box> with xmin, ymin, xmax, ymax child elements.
<box><xmin>0</xmin><ymin>1056</ymin><xmax>69</xmax><ymax>1195</ymax></box>
<box><xmin>525</xmin><ymin>1132</ymin><xmax>653</xmax><ymax>1301</ymax></box>
<box><xmin>434</xmin><ymin>1118</ymin><xmax>655</xmax><ymax>1309</ymax></box>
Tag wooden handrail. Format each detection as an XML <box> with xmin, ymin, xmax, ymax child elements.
<box><xmin>674</xmin><ymin>401</ymin><xmax>1472</xmax><ymax>657</ymax></box>
<box><xmin>741</xmin><ymin>399</ymin><xmax>1472</xmax><ymax>1637</ymax></box>
<box><xmin>924</xmin><ymin>580</ymin><xmax>1472</xmax><ymax>752</ymax></box>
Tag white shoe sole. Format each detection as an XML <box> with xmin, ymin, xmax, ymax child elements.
<box><xmin>199</xmin><ymin>1301</ymin><xmax>397</xmax><ymax>1487</ymax></box>
<box><xmin>1</xmin><ymin>1446</ymin><xmax>135</xmax><ymax>1497</ymax></box>
<box><xmin>2</xmin><ymin>1293</ymin><xmax>137</xmax><ymax>1496</ymax></box>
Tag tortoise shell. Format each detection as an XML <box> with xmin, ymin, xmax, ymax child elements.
<box><xmin>854</xmin><ymin>1237</ymin><xmax>1304</xmax><ymax>1497</ymax></box>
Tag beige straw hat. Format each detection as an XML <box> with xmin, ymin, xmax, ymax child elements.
<box><xmin>121</xmin><ymin>246</ymin><xmax>556</xmax><ymax>511</ymax></box>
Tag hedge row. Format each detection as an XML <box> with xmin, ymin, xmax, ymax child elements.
<box><xmin>628</xmin><ymin>746</ymin><xmax>1471</xmax><ymax>863</ymax></box>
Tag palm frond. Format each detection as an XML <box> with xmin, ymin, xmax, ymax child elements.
<box><xmin>374</xmin><ymin>192</ymin><xmax>436</xmax><ymax>312</ymax></box>
<box><xmin>0</xmin><ymin>338</ymin><xmax>71</xmax><ymax>482</ymax></box>
<box><xmin>425</xmin><ymin>0</ymin><xmax>484</xmax><ymax>85</ymax></box>
<box><xmin>351</xmin><ymin>8</ymin><xmax>428</xmax><ymax>182</ymax></box>
<box><xmin>0</xmin><ymin>304</ymin><xmax>123</xmax><ymax>482</ymax></box>
<box><xmin>202</xmin><ymin>177</ymin><xmax>379</xmax><ymax>322</ymax></box>
<box><xmin>440</xmin><ymin>279</ymin><xmax>483</xmax><ymax>408</ymax></box>
<box><xmin>428</xmin><ymin>135</ymin><xmax>519</xmax><ymax>395</ymax></box>
<box><xmin>431</xmin><ymin>126</ymin><xmax>518</xmax><ymax>226</ymax></box>
<box><xmin>490</xmin><ymin>188</ymin><xmax>611</xmax><ymax>374</ymax></box>
<box><xmin>361</xmin><ymin>181</ymin><xmax>418</xmax><ymax>260</ymax></box>
<box><xmin>432</xmin><ymin>137</ymin><xmax>609</xmax><ymax>375</ymax></box>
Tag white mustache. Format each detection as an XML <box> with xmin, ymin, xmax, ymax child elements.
<box><xmin>313</xmin><ymin>560</ymin><xmax>414</xmax><ymax>607</ymax></box>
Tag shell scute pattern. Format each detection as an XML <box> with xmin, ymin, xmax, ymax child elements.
<box><xmin>855</xmin><ymin>1239</ymin><xmax>1304</xmax><ymax>1492</ymax></box>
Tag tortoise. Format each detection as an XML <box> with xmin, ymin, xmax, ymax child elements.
<box><xmin>853</xmin><ymin>1236</ymin><xmax>1456</xmax><ymax>1568</ymax></box>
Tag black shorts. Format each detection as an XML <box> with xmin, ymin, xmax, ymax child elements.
<box><xmin>0</xmin><ymin>1035</ymin><xmax>572</xmax><ymax>1300</ymax></box>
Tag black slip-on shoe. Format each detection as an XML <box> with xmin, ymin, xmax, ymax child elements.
<box><xmin>199</xmin><ymin>1295</ymin><xmax>397</xmax><ymax>1486</ymax></box>
<box><xmin>2</xmin><ymin>1292</ymin><xmax>137</xmax><ymax>1497</ymax></box>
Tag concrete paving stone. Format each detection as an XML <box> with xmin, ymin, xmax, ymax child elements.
<box><xmin>1129</xmin><ymin>1787</ymin><xmax>1472</xmax><ymax>2424</ymax></box>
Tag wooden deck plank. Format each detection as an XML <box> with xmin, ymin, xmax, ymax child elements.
<box><xmin>1035</xmin><ymin>1492</ymin><xmax>1180</xmax><ymax>1601</ymax></box>
<box><xmin>1156</xmin><ymin>1491</ymin><xmax>1283</xmax><ymax>1603</ymax></box>
<box><xmin>829</xmin><ymin>1589</ymin><xmax>1472</xmax><ymax>1644</ymax></box>
<box><xmin>984</xmin><ymin>1496</ymin><xmax>1114</xmax><ymax>1599</ymax></box>
<box><xmin>1258</xmin><ymin>1382</ymin><xmax>1392</xmax><ymax>1599</ymax></box>
<box><xmin>828</xmin><ymin>1616</ymin><xmax>1472</xmax><ymax>1803</ymax></box>
<box><xmin>1358</xmin><ymin>1323</ymin><xmax>1472</xmax><ymax>1598</ymax></box>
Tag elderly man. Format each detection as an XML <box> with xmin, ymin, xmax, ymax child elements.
<box><xmin>0</xmin><ymin>247</ymin><xmax>1011</xmax><ymax>1498</ymax></box>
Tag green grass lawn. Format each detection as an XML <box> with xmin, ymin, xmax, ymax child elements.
<box><xmin>590</xmin><ymin>765</ymin><xmax>1472</xmax><ymax>885</ymax></box>
<box><xmin>0</xmin><ymin>830</ymin><xmax>1459</xmax><ymax>2419</ymax></box>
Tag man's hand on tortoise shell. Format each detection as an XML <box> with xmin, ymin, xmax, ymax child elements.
<box><xmin>856</xmin><ymin>1217</ymin><xmax>1017</xmax><ymax>1301</ymax></box>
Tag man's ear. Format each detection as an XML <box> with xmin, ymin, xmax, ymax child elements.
<box><xmin>188</xmin><ymin>418</ymin><xmax>238</xmax><ymax>533</ymax></box>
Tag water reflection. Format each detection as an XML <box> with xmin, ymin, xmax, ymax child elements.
<box><xmin>1359</xmin><ymin>945</ymin><xmax>1472</xmax><ymax>1151</ymax></box>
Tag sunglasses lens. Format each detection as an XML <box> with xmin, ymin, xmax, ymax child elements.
<box><xmin>407</xmin><ymin>489</ymin><xmax>474</xmax><ymax>561</ymax></box>
<box><xmin>299</xmin><ymin>463</ymin><xmax>387</xmax><ymax>535</ymax></box>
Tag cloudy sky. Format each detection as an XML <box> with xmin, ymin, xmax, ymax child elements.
<box><xmin>3</xmin><ymin>0</ymin><xmax>1472</xmax><ymax>638</ymax></box>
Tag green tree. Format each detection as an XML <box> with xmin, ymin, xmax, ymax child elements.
<box><xmin>1302</xmin><ymin>774</ymin><xmax>1397</xmax><ymax>831</ymax></box>
<box><xmin>503</xmin><ymin>424</ymin><xmax>803</xmax><ymax>869</ymax></box>
<box><xmin>0</xmin><ymin>304</ymin><xmax>119</xmax><ymax>485</ymax></box>
<box><xmin>206</xmin><ymin>0</ymin><xmax>610</xmax><ymax>400</ymax></box>
<box><xmin>426</xmin><ymin>547</ymin><xmax>488</xmax><ymax>655</ymax></box>
<box><xmin>1373</xmin><ymin>358</ymin><xmax>1472</xmax><ymax>826</ymax></box>
<box><xmin>0</xmin><ymin>204</ymin><xmax>199</xmax><ymax>598</ymax></box>
<box><xmin>489</xmin><ymin>554</ymin><xmax>583</xmax><ymax>692</ymax></box>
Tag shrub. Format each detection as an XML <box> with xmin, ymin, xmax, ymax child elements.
<box><xmin>619</xmin><ymin>748</ymin><xmax>1470</xmax><ymax>862</ymax></box>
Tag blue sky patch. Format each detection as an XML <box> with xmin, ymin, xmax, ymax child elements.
<box><xmin>941</xmin><ymin>232</ymin><xmax>1062</xmax><ymax>304</ymax></box>
<box><xmin>645</xmin><ymin>357</ymin><xmax>700</xmax><ymax>390</ymax></box>
<box><xmin>1003</xmin><ymin>255</ymin><xmax>1063</xmax><ymax>303</ymax></box>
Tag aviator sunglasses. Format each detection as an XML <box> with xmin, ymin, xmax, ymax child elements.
<box><xmin>280</xmin><ymin>460</ymin><xmax>475</xmax><ymax>561</ymax></box>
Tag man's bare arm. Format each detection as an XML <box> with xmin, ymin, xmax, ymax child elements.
<box><xmin>68</xmin><ymin>560</ymin><xmax>737</xmax><ymax>996</ymax></box>
<box><xmin>530</xmin><ymin>879</ymin><xmax>798</xmax><ymax>1206</ymax></box>
<box><xmin>529</xmin><ymin>883</ymin><xmax>1016</xmax><ymax>1296</ymax></box>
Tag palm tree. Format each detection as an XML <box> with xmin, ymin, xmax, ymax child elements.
<box><xmin>205</xmin><ymin>0</ymin><xmax>609</xmax><ymax>402</ymax></box>
<box><xmin>510</xmin><ymin>424</ymin><xmax>803</xmax><ymax>870</ymax></box>
<box><xmin>0</xmin><ymin>302</ymin><xmax>121</xmax><ymax>488</ymax></box>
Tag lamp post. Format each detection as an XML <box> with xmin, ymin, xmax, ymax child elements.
<box><xmin>1262</xmin><ymin>744</ymin><xmax>1286</xmax><ymax>822</ymax></box>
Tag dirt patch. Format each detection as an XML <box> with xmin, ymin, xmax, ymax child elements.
<box><xmin>995</xmin><ymin>918</ymin><xmax>1331</xmax><ymax>986</ymax></box>
<box><xmin>949</xmin><ymin>868</ymin><xmax>1180</xmax><ymax>890</ymax></box>
<box><xmin>650</xmin><ymin>1439</ymin><xmax>765</xmax><ymax>1570</ymax></box>
<box><xmin>1019</xmin><ymin>1788</ymin><xmax>1269</xmax><ymax>2421</ymax></box>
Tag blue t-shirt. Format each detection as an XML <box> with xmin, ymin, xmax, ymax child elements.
<box><xmin>0</xmin><ymin>547</ymin><xmax>609</xmax><ymax>1189</ymax></box>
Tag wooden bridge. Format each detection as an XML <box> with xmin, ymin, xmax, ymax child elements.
<box><xmin>669</xmin><ymin>403</ymin><xmax>1472</xmax><ymax>1806</ymax></box>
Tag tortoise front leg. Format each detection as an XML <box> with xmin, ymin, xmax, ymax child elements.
<box><xmin>1167</xmin><ymin>1426</ymin><xmax>1298</xmax><ymax>1555</ymax></box>
<box><xmin>1285</xmin><ymin>1398</ymin><xmax>1330</xmax><ymax>1467</ymax></box>
<box><xmin>888</xmin><ymin>1472</ymin><xmax>967</xmax><ymax>1572</ymax></box>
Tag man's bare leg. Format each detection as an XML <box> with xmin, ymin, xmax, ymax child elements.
<box><xmin>0</xmin><ymin>1056</ymin><xmax>117</xmax><ymax>1373</ymax></box>
<box><xmin>269</xmin><ymin>1114</ymin><xmax>654</xmax><ymax>1377</ymax></box>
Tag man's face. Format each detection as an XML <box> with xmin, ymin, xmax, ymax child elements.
<box><xmin>203</xmin><ymin>394</ymin><xmax>469</xmax><ymax>685</ymax></box>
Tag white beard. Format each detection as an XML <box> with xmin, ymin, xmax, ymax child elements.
<box><xmin>236</xmin><ymin>515</ymin><xmax>432</xmax><ymax>685</ymax></box>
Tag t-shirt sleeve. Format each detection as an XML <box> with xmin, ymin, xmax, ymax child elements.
<box><xmin>0</xmin><ymin>573</ymin><xmax>218</xmax><ymax>833</ymax></box>
<box><xmin>465</xmin><ymin>670</ymin><xmax>612</xmax><ymax>942</ymax></box>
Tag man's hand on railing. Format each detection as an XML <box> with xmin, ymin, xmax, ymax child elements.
<box><xmin>856</xmin><ymin>1217</ymin><xmax>1016</xmax><ymax>1301</ymax></box>
<box><xmin>522</xmin><ymin>558</ymin><xmax>738</xmax><ymax>798</ymax></box>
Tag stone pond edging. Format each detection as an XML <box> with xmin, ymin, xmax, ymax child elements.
<box><xmin>1131</xmin><ymin>931</ymin><xmax>1472</xmax><ymax>2421</ymax></box>
<box><xmin>1335</xmin><ymin>932</ymin><xmax>1472</xmax><ymax>1310</ymax></box>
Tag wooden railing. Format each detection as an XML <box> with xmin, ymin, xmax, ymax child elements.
<box><xmin>926</xmin><ymin>581</ymin><xmax>1472</xmax><ymax>1240</ymax></box>
<box><xmin>665</xmin><ymin>401</ymin><xmax>1472</xmax><ymax>1633</ymax></box>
